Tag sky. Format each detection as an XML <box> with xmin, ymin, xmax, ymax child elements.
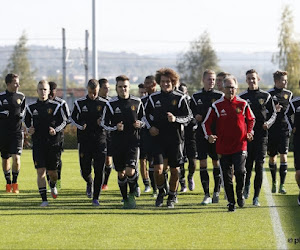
<box><xmin>1</xmin><ymin>0</ymin><xmax>300</xmax><ymax>55</ymax></box>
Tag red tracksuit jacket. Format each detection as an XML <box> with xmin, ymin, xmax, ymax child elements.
<box><xmin>202</xmin><ymin>96</ymin><xmax>255</xmax><ymax>155</ymax></box>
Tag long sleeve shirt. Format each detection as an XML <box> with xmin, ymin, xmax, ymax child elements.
<box><xmin>0</xmin><ymin>90</ymin><xmax>25</xmax><ymax>135</ymax></box>
<box><xmin>24</xmin><ymin>99</ymin><xmax>66</xmax><ymax>145</ymax></box>
<box><xmin>285</xmin><ymin>97</ymin><xmax>300</xmax><ymax>138</ymax></box>
<box><xmin>70</xmin><ymin>95</ymin><xmax>107</xmax><ymax>143</ymax></box>
<box><xmin>202</xmin><ymin>96</ymin><xmax>255</xmax><ymax>155</ymax></box>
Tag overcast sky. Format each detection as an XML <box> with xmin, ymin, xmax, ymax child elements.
<box><xmin>1</xmin><ymin>0</ymin><xmax>300</xmax><ymax>55</ymax></box>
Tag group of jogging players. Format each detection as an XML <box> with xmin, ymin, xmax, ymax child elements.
<box><xmin>1</xmin><ymin>67</ymin><xmax>299</xmax><ymax>212</ymax></box>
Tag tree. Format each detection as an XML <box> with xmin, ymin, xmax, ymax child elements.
<box><xmin>176</xmin><ymin>31</ymin><xmax>220</xmax><ymax>91</ymax></box>
<box><xmin>273</xmin><ymin>5</ymin><xmax>300</xmax><ymax>95</ymax></box>
<box><xmin>0</xmin><ymin>32</ymin><xmax>37</xmax><ymax>96</ymax></box>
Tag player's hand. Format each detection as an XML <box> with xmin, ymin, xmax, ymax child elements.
<box><xmin>82</xmin><ymin>124</ymin><xmax>87</xmax><ymax>130</ymax></box>
<box><xmin>208</xmin><ymin>135</ymin><xmax>218</xmax><ymax>143</ymax></box>
<box><xmin>293</xmin><ymin>127</ymin><xmax>297</xmax><ymax>134</ymax></box>
<box><xmin>262</xmin><ymin>123</ymin><xmax>268</xmax><ymax>130</ymax></box>
<box><xmin>49</xmin><ymin>127</ymin><xmax>56</xmax><ymax>136</ymax></box>
<box><xmin>195</xmin><ymin>114</ymin><xmax>203</xmax><ymax>122</ymax></box>
<box><xmin>97</xmin><ymin>117</ymin><xmax>102</xmax><ymax>126</ymax></box>
<box><xmin>167</xmin><ymin>112</ymin><xmax>176</xmax><ymax>123</ymax></box>
<box><xmin>247</xmin><ymin>133</ymin><xmax>253</xmax><ymax>142</ymax></box>
<box><xmin>28</xmin><ymin>126</ymin><xmax>35</xmax><ymax>135</ymax></box>
<box><xmin>149</xmin><ymin>126</ymin><xmax>159</xmax><ymax>136</ymax></box>
<box><xmin>133</xmin><ymin>120</ymin><xmax>141</xmax><ymax>129</ymax></box>
<box><xmin>117</xmin><ymin>121</ymin><xmax>124</xmax><ymax>131</ymax></box>
<box><xmin>275</xmin><ymin>104</ymin><xmax>282</xmax><ymax>113</ymax></box>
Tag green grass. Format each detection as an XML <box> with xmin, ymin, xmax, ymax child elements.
<box><xmin>0</xmin><ymin>150</ymin><xmax>299</xmax><ymax>249</ymax></box>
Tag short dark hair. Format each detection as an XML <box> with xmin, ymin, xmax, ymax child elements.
<box><xmin>145</xmin><ymin>75</ymin><xmax>156</xmax><ymax>82</ymax></box>
<box><xmin>116</xmin><ymin>75</ymin><xmax>129</xmax><ymax>83</ymax></box>
<box><xmin>138</xmin><ymin>83</ymin><xmax>144</xmax><ymax>89</ymax></box>
<box><xmin>178</xmin><ymin>83</ymin><xmax>187</xmax><ymax>93</ymax></box>
<box><xmin>49</xmin><ymin>81</ymin><xmax>57</xmax><ymax>91</ymax></box>
<box><xmin>5</xmin><ymin>73</ymin><xmax>18</xmax><ymax>84</ymax></box>
<box><xmin>155</xmin><ymin>68</ymin><xmax>179</xmax><ymax>86</ymax></box>
<box><xmin>87</xmin><ymin>79</ymin><xmax>99</xmax><ymax>89</ymax></box>
<box><xmin>99</xmin><ymin>78</ymin><xmax>108</xmax><ymax>88</ymax></box>
<box><xmin>246</xmin><ymin>69</ymin><xmax>258</xmax><ymax>75</ymax></box>
<box><xmin>273</xmin><ymin>70</ymin><xmax>288</xmax><ymax>82</ymax></box>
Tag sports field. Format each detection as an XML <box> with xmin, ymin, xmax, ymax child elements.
<box><xmin>0</xmin><ymin>150</ymin><xmax>299</xmax><ymax>249</ymax></box>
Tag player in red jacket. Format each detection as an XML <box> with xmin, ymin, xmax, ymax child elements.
<box><xmin>202</xmin><ymin>74</ymin><xmax>255</xmax><ymax>212</ymax></box>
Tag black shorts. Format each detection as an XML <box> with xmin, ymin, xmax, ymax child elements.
<box><xmin>196</xmin><ymin>134</ymin><xmax>218</xmax><ymax>161</ymax></box>
<box><xmin>267</xmin><ymin>129</ymin><xmax>290</xmax><ymax>157</ymax></box>
<box><xmin>0</xmin><ymin>132</ymin><xmax>23</xmax><ymax>159</ymax></box>
<box><xmin>185</xmin><ymin>126</ymin><xmax>197</xmax><ymax>159</ymax></box>
<box><xmin>33</xmin><ymin>143</ymin><xmax>61</xmax><ymax>170</ymax></box>
<box><xmin>106</xmin><ymin>133</ymin><xmax>113</xmax><ymax>157</ymax></box>
<box><xmin>139</xmin><ymin>130</ymin><xmax>154</xmax><ymax>160</ymax></box>
<box><xmin>152</xmin><ymin>136</ymin><xmax>184</xmax><ymax>168</ymax></box>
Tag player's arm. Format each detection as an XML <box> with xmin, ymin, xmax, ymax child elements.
<box><xmin>202</xmin><ymin>106</ymin><xmax>217</xmax><ymax>141</ymax></box>
<box><xmin>285</xmin><ymin>101</ymin><xmax>295</xmax><ymax>133</ymax></box>
<box><xmin>172</xmin><ymin>95</ymin><xmax>193</xmax><ymax>125</ymax></box>
<box><xmin>134</xmin><ymin>101</ymin><xmax>145</xmax><ymax>129</ymax></box>
<box><xmin>52</xmin><ymin>104</ymin><xmax>67</xmax><ymax>134</ymax></box>
<box><xmin>70</xmin><ymin>100</ymin><xmax>86</xmax><ymax>130</ymax></box>
<box><xmin>101</xmin><ymin>103</ymin><xmax>118</xmax><ymax>131</ymax></box>
<box><xmin>263</xmin><ymin>95</ymin><xmax>277</xmax><ymax>130</ymax></box>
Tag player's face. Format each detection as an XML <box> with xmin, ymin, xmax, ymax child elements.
<box><xmin>49</xmin><ymin>88</ymin><xmax>57</xmax><ymax>99</ymax></box>
<box><xmin>160</xmin><ymin>75</ymin><xmax>173</xmax><ymax>93</ymax></box>
<box><xmin>116</xmin><ymin>80</ymin><xmax>130</xmax><ymax>99</ymax></box>
<box><xmin>203</xmin><ymin>73</ymin><xmax>215</xmax><ymax>91</ymax></box>
<box><xmin>87</xmin><ymin>86</ymin><xmax>99</xmax><ymax>100</ymax></box>
<box><xmin>216</xmin><ymin>76</ymin><xmax>224</xmax><ymax>91</ymax></box>
<box><xmin>144</xmin><ymin>79</ymin><xmax>156</xmax><ymax>94</ymax></box>
<box><xmin>223</xmin><ymin>79</ymin><xmax>237</xmax><ymax>100</ymax></box>
<box><xmin>37</xmin><ymin>83</ymin><xmax>50</xmax><ymax>101</ymax></box>
<box><xmin>7</xmin><ymin>77</ymin><xmax>20</xmax><ymax>93</ymax></box>
<box><xmin>275</xmin><ymin>75</ymin><xmax>288</xmax><ymax>89</ymax></box>
<box><xmin>99</xmin><ymin>82</ymin><xmax>110</xmax><ymax>97</ymax></box>
<box><xmin>138</xmin><ymin>88</ymin><xmax>147</xmax><ymax>97</ymax></box>
<box><xmin>246</xmin><ymin>73</ymin><xmax>259</xmax><ymax>90</ymax></box>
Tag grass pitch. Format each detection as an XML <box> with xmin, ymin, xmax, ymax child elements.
<box><xmin>0</xmin><ymin>150</ymin><xmax>299</xmax><ymax>249</ymax></box>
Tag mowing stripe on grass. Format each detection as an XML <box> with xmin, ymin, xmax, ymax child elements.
<box><xmin>263</xmin><ymin>169</ymin><xmax>287</xmax><ymax>250</ymax></box>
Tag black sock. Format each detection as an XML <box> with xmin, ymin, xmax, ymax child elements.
<box><xmin>46</xmin><ymin>172</ymin><xmax>50</xmax><ymax>183</ymax></box>
<box><xmin>39</xmin><ymin>187</ymin><xmax>47</xmax><ymax>201</ymax></box>
<box><xmin>128</xmin><ymin>172</ymin><xmax>138</xmax><ymax>194</ymax></box>
<box><xmin>104</xmin><ymin>165</ymin><xmax>112</xmax><ymax>185</ymax></box>
<box><xmin>163</xmin><ymin>170</ymin><xmax>169</xmax><ymax>192</ymax></box>
<box><xmin>118</xmin><ymin>176</ymin><xmax>128</xmax><ymax>200</ymax></box>
<box><xmin>280</xmin><ymin>163</ymin><xmax>288</xmax><ymax>185</ymax></box>
<box><xmin>188</xmin><ymin>158</ymin><xmax>196</xmax><ymax>178</ymax></box>
<box><xmin>168</xmin><ymin>190</ymin><xmax>176</xmax><ymax>200</ymax></box>
<box><xmin>213</xmin><ymin>167</ymin><xmax>221</xmax><ymax>192</ymax></box>
<box><xmin>149</xmin><ymin>167</ymin><xmax>157</xmax><ymax>191</ymax></box>
<box><xmin>12</xmin><ymin>170</ymin><xmax>19</xmax><ymax>184</ymax></box>
<box><xmin>50</xmin><ymin>181</ymin><xmax>56</xmax><ymax>188</ymax></box>
<box><xmin>57</xmin><ymin>160</ymin><xmax>62</xmax><ymax>180</ymax></box>
<box><xmin>143</xmin><ymin>178</ymin><xmax>150</xmax><ymax>187</ymax></box>
<box><xmin>200</xmin><ymin>167</ymin><xmax>210</xmax><ymax>195</ymax></box>
<box><xmin>269</xmin><ymin>163</ymin><xmax>277</xmax><ymax>183</ymax></box>
<box><xmin>4</xmin><ymin>170</ymin><xmax>11</xmax><ymax>184</ymax></box>
<box><xmin>157</xmin><ymin>184</ymin><xmax>165</xmax><ymax>195</ymax></box>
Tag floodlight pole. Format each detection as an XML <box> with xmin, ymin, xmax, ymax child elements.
<box><xmin>92</xmin><ymin>0</ymin><xmax>98</xmax><ymax>79</ymax></box>
<box><xmin>62</xmin><ymin>28</ymin><xmax>67</xmax><ymax>100</ymax></box>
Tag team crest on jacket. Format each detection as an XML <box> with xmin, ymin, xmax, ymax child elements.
<box><xmin>284</xmin><ymin>94</ymin><xmax>289</xmax><ymax>99</ymax></box>
<box><xmin>97</xmin><ymin>105</ymin><xmax>102</xmax><ymax>111</ymax></box>
<box><xmin>172</xmin><ymin>99</ymin><xmax>177</xmax><ymax>106</ymax></box>
<box><xmin>258</xmin><ymin>99</ymin><xmax>264</xmax><ymax>105</ymax></box>
<box><xmin>236</xmin><ymin>107</ymin><xmax>241</xmax><ymax>114</ymax></box>
<box><xmin>131</xmin><ymin>105</ymin><xmax>136</xmax><ymax>111</ymax></box>
<box><xmin>47</xmin><ymin>108</ymin><xmax>53</xmax><ymax>114</ymax></box>
<box><xmin>17</xmin><ymin>99</ymin><xmax>21</xmax><ymax>104</ymax></box>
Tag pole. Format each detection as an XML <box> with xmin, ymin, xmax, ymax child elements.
<box><xmin>85</xmin><ymin>30</ymin><xmax>89</xmax><ymax>84</ymax></box>
<box><xmin>62</xmin><ymin>28</ymin><xmax>67</xmax><ymax>100</ymax></box>
<box><xmin>92</xmin><ymin>0</ymin><xmax>98</xmax><ymax>79</ymax></box>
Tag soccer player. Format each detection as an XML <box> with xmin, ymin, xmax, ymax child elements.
<box><xmin>144</xmin><ymin>68</ymin><xmax>192</xmax><ymax>208</ymax></box>
<box><xmin>203</xmin><ymin>75</ymin><xmax>255</xmax><ymax>212</ymax></box>
<box><xmin>138</xmin><ymin>83</ymin><xmax>147</xmax><ymax>97</ymax></box>
<box><xmin>140</xmin><ymin>76</ymin><xmax>158</xmax><ymax>194</ymax></box>
<box><xmin>102</xmin><ymin>75</ymin><xmax>144</xmax><ymax>209</ymax></box>
<box><xmin>0</xmin><ymin>73</ymin><xmax>25</xmax><ymax>193</ymax></box>
<box><xmin>24</xmin><ymin>80</ymin><xmax>66</xmax><ymax>207</ymax></box>
<box><xmin>215</xmin><ymin>72</ymin><xmax>229</xmax><ymax>92</ymax></box>
<box><xmin>47</xmin><ymin>81</ymin><xmax>70</xmax><ymax>190</ymax></box>
<box><xmin>70</xmin><ymin>79</ymin><xmax>107</xmax><ymax>206</ymax></box>
<box><xmin>267</xmin><ymin>70</ymin><xmax>293</xmax><ymax>194</ymax></box>
<box><xmin>239</xmin><ymin>69</ymin><xmax>277</xmax><ymax>206</ymax></box>
<box><xmin>98</xmin><ymin>78</ymin><xmax>113</xmax><ymax>191</ymax></box>
<box><xmin>190</xmin><ymin>69</ymin><xmax>224</xmax><ymax>204</ymax></box>
<box><xmin>285</xmin><ymin>80</ymin><xmax>300</xmax><ymax>205</ymax></box>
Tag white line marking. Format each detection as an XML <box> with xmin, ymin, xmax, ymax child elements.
<box><xmin>263</xmin><ymin>169</ymin><xmax>287</xmax><ymax>249</ymax></box>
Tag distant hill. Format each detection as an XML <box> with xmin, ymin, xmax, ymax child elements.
<box><xmin>0</xmin><ymin>45</ymin><xmax>278</xmax><ymax>88</ymax></box>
